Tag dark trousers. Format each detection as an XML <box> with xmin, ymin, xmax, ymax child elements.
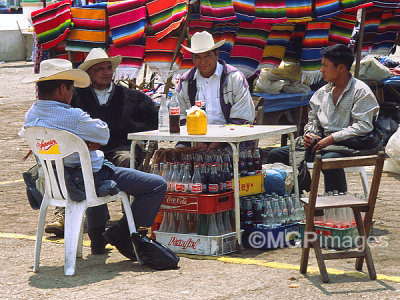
<box><xmin>86</xmin><ymin>165</ymin><xmax>167</xmax><ymax>230</ymax></box>
<box><xmin>267</xmin><ymin>146</ymin><xmax>347</xmax><ymax>193</ymax></box>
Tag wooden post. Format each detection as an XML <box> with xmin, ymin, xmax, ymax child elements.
<box><xmin>354</xmin><ymin>8</ymin><xmax>366</xmax><ymax>79</ymax></box>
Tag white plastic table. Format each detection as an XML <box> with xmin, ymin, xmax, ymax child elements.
<box><xmin>128</xmin><ymin>124</ymin><xmax>298</xmax><ymax>251</ymax></box>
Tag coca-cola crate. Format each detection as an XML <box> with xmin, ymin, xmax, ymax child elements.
<box><xmin>155</xmin><ymin>231</ymin><xmax>242</xmax><ymax>256</ymax></box>
<box><xmin>241</xmin><ymin>223</ymin><xmax>300</xmax><ymax>249</ymax></box>
<box><xmin>160</xmin><ymin>191</ymin><xmax>234</xmax><ymax>214</ymax></box>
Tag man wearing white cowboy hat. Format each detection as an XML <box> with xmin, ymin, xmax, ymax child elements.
<box><xmin>22</xmin><ymin>58</ymin><xmax>167</xmax><ymax>259</ymax></box>
<box><xmin>177</xmin><ymin>31</ymin><xmax>255</xmax><ymax>150</ymax></box>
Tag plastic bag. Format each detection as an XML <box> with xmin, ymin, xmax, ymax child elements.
<box><xmin>255</xmin><ymin>69</ymin><xmax>285</xmax><ymax>94</ymax></box>
<box><xmin>385</xmin><ymin>125</ymin><xmax>400</xmax><ymax>160</ymax></box>
<box><xmin>352</xmin><ymin>55</ymin><xmax>392</xmax><ymax>81</ymax></box>
<box><xmin>262</xmin><ymin>162</ymin><xmax>294</xmax><ymax>194</ymax></box>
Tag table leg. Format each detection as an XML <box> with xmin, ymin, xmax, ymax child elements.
<box><xmin>228</xmin><ymin>142</ymin><xmax>241</xmax><ymax>252</ymax></box>
<box><xmin>130</xmin><ymin>140</ymin><xmax>138</xmax><ymax>169</ymax></box>
<box><xmin>289</xmin><ymin>132</ymin><xmax>299</xmax><ymax>199</ymax></box>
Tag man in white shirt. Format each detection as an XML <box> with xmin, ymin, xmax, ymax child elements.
<box><xmin>176</xmin><ymin>31</ymin><xmax>255</xmax><ymax>150</ymax></box>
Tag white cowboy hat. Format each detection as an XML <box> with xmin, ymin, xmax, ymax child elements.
<box><xmin>181</xmin><ymin>31</ymin><xmax>225</xmax><ymax>54</ymax></box>
<box><xmin>21</xmin><ymin>59</ymin><xmax>90</xmax><ymax>88</ymax></box>
<box><xmin>78</xmin><ymin>48</ymin><xmax>122</xmax><ymax>72</ymax></box>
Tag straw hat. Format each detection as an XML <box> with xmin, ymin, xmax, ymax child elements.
<box><xmin>78</xmin><ymin>48</ymin><xmax>122</xmax><ymax>72</ymax></box>
<box><xmin>21</xmin><ymin>59</ymin><xmax>90</xmax><ymax>88</ymax></box>
<box><xmin>181</xmin><ymin>31</ymin><xmax>225</xmax><ymax>54</ymax></box>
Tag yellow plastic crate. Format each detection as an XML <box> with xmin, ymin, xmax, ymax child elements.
<box><xmin>233</xmin><ymin>173</ymin><xmax>264</xmax><ymax>196</ymax></box>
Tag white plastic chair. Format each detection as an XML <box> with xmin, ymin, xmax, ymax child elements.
<box><xmin>24</xmin><ymin>127</ymin><xmax>141</xmax><ymax>276</ymax></box>
<box><xmin>306</xmin><ymin>162</ymin><xmax>369</xmax><ymax>197</ymax></box>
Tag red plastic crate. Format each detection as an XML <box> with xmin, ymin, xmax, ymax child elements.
<box><xmin>160</xmin><ymin>191</ymin><xmax>234</xmax><ymax>214</ymax></box>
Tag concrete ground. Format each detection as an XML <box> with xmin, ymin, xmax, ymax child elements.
<box><xmin>0</xmin><ymin>61</ymin><xmax>400</xmax><ymax>299</ymax></box>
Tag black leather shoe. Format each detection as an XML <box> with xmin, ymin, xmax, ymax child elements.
<box><xmin>103</xmin><ymin>225</ymin><xmax>137</xmax><ymax>261</ymax></box>
<box><xmin>88</xmin><ymin>227</ymin><xmax>107</xmax><ymax>255</ymax></box>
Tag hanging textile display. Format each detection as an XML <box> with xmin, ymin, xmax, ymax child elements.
<box><xmin>372</xmin><ymin>12</ymin><xmax>400</xmax><ymax>55</ymax></box>
<box><xmin>232</xmin><ymin>0</ymin><xmax>256</xmax><ymax>22</ymax></box>
<box><xmin>314</xmin><ymin>0</ymin><xmax>341</xmax><ymax>20</ymax></box>
<box><xmin>361</xmin><ymin>8</ymin><xmax>384</xmax><ymax>55</ymax></box>
<box><xmin>300</xmin><ymin>20</ymin><xmax>331</xmax><ymax>84</ymax></box>
<box><xmin>110</xmin><ymin>41</ymin><xmax>145</xmax><ymax>80</ymax></box>
<box><xmin>53</xmin><ymin>43</ymin><xmax>86</xmax><ymax>66</ymax></box>
<box><xmin>229</xmin><ymin>21</ymin><xmax>271</xmax><ymax>77</ymax></box>
<box><xmin>212</xmin><ymin>21</ymin><xmax>239</xmax><ymax>62</ymax></box>
<box><xmin>328</xmin><ymin>12</ymin><xmax>357</xmax><ymax>45</ymax></box>
<box><xmin>285</xmin><ymin>0</ymin><xmax>312</xmax><ymax>23</ymax></box>
<box><xmin>254</xmin><ymin>0</ymin><xmax>287</xmax><ymax>24</ymax></box>
<box><xmin>146</xmin><ymin>0</ymin><xmax>188</xmax><ymax>41</ymax></box>
<box><xmin>283</xmin><ymin>23</ymin><xmax>306</xmax><ymax>63</ymax></box>
<box><xmin>199</xmin><ymin>0</ymin><xmax>237</xmax><ymax>21</ymax></box>
<box><xmin>259</xmin><ymin>23</ymin><xmax>294</xmax><ymax>69</ymax></box>
<box><xmin>31</xmin><ymin>0</ymin><xmax>73</xmax><ymax>50</ymax></box>
<box><xmin>371</xmin><ymin>0</ymin><xmax>400</xmax><ymax>9</ymax></box>
<box><xmin>65</xmin><ymin>3</ymin><xmax>107</xmax><ymax>52</ymax></box>
<box><xmin>107</xmin><ymin>0</ymin><xmax>146</xmax><ymax>47</ymax></box>
<box><xmin>340</xmin><ymin>0</ymin><xmax>373</xmax><ymax>12</ymax></box>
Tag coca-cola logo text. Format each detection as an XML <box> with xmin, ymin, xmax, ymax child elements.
<box><xmin>168</xmin><ymin>237</ymin><xmax>200</xmax><ymax>249</ymax></box>
<box><xmin>166</xmin><ymin>195</ymin><xmax>188</xmax><ymax>205</ymax></box>
<box><xmin>170</xmin><ymin>107</ymin><xmax>180</xmax><ymax>115</ymax></box>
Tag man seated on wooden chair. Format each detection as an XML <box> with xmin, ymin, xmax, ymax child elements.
<box><xmin>267</xmin><ymin>44</ymin><xmax>380</xmax><ymax>193</ymax></box>
<box><xmin>45</xmin><ymin>48</ymin><xmax>159</xmax><ymax>236</ymax></box>
<box><xmin>175</xmin><ymin>31</ymin><xmax>255</xmax><ymax>149</ymax></box>
<box><xmin>22</xmin><ymin>59</ymin><xmax>167</xmax><ymax>259</ymax></box>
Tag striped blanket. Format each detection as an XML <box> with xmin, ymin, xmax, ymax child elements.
<box><xmin>372</xmin><ymin>0</ymin><xmax>400</xmax><ymax>9</ymax></box>
<box><xmin>232</xmin><ymin>0</ymin><xmax>255</xmax><ymax>22</ymax></box>
<box><xmin>259</xmin><ymin>23</ymin><xmax>294</xmax><ymax>69</ymax></box>
<box><xmin>109</xmin><ymin>41</ymin><xmax>145</xmax><ymax>80</ymax></box>
<box><xmin>328</xmin><ymin>12</ymin><xmax>357</xmax><ymax>45</ymax></box>
<box><xmin>200</xmin><ymin>0</ymin><xmax>236</xmax><ymax>21</ymax></box>
<box><xmin>254</xmin><ymin>0</ymin><xmax>287</xmax><ymax>24</ymax></box>
<box><xmin>107</xmin><ymin>0</ymin><xmax>146</xmax><ymax>47</ymax></box>
<box><xmin>314</xmin><ymin>0</ymin><xmax>341</xmax><ymax>20</ymax></box>
<box><xmin>146</xmin><ymin>0</ymin><xmax>188</xmax><ymax>41</ymax></box>
<box><xmin>283</xmin><ymin>23</ymin><xmax>306</xmax><ymax>63</ymax></box>
<box><xmin>372</xmin><ymin>12</ymin><xmax>400</xmax><ymax>55</ymax></box>
<box><xmin>229</xmin><ymin>21</ymin><xmax>272</xmax><ymax>77</ymax></box>
<box><xmin>212</xmin><ymin>21</ymin><xmax>239</xmax><ymax>62</ymax></box>
<box><xmin>361</xmin><ymin>8</ymin><xmax>383</xmax><ymax>55</ymax></box>
<box><xmin>66</xmin><ymin>3</ymin><xmax>107</xmax><ymax>52</ymax></box>
<box><xmin>300</xmin><ymin>20</ymin><xmax>331</xmax><ymax>84</ymax></box>
<box><xmin>31</xmin><ymin>0</ymin><xmax>72</xmax><ymax>50</ymax></box>
<box><xmin>341</xmin><ymin>0</ymin><xmax>373</xmax><ymax>11</ymax></box>
<box><xmin>285</xmin><ymin>0</ymin><xmax>312</xmax><ymax>23</ymax></box>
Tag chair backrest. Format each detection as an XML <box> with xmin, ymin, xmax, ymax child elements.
<box><xmin>310</xmin><ymin>151</ymin><xmax>385</xmax><ymax>208</ymax></box>
<box><xmin>252</xmin><ymin>96</ymin><xmax>265</xmax><ymax>125</ymax></box>
<box><xmin>24</xmin><ymin>127</ymin><xmax>97</xmax><ymax>206</ymax></box>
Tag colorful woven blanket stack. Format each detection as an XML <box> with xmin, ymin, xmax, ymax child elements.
<box><xmin>107</xmin><ymin>0</ymin><xmax>146</xmax><ymax>47</ymax></box>
<box><xmin>66</xmin><ymin>3</ymin><xmax>107</xmax><ymax>52</ymax></box>
<box><xmin>146</xmin><ymin>0</ymin><xmax>188</xmax><ymax>41</ymax></box>
<box><xmin>372</xmin><ymin>11</ymin><xmax>400</xmax><ymax>55</ymax></box>
<box><xmin>200</xmin><ymin>0</ymin><xmax>236</xmax><ymax>21</ymax></box>
<box><xmin>110</xmin><ymin>41</ymin><xmax>145</xmax><ymax>80</ymax></box>
<box><xmin>361</xmin><ymin>8</ymin><xmax>384</xmax><ymax>55</ymax></box>
<box><xmin>212</xmin><ymin>21</ymin><xmax>239</xmax><ymax>62</ymax></box>
<box><xmin>229</xmin><ymin>22</ymin><xmax>272</xmax><ymax>77</ymax></box>
<box><xmin>300</xmin><ymin>20</ymin><xmax>331</xmax><ymax>84</ymax></box>
<box><xmin>340</xmin><ymin>0</ymin><xmax>373</xmax><ymax>11</ymax></box>
<box><xmin>53</xmin><ymin>43</ymin><xmax>86</xmax><ymax>67</ymax></box>
<box><xmin>328</xmin><ymin>12</ymin><xmax>357</xmax><ymax>45</ymax></box>
<box><xmin>254</xmin><ymin>0</ymin><xmax>287</xmax><ymax>24</ymax></box>
<box><xmin>314</xmin><ymin>0</ymin><xmax>341</xmax><ymax>20</ymax></box>
<box><xmin>372</xmin><ymin>0</ymin><xmax>400</xmax><ymax>9</ymax></box>
<box><xmin>283</xmin><ymin>23</ymin><xmax>306</xmax><ymax>63</ymax></box>
<box><xmin>285</xmin><ymin>0</ymin><xmax>312</xmax><ymax>23</ymax></box>
<box><xmin>31</xmin><ymin>0</ymin><xmax>72</xmax><ymax>50</ymax></box>
<box><xmin>232</xmin><ymin>0</ymin><xmax>255</xmax><ymax>22</ymax></box>
<box><xmin>259</xmin><ymin>23</ymin><xmax>294</xmax><ymax>69</ymax></box>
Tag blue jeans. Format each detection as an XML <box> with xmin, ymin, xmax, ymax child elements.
<box><xmin>267</xmin><ymin>146</ymin><xmax>347</xmax><ymax>193</ymax></box>
<box><xmin>86</xmin><ymin>165</ymin><xmax>167</xmax><ymax>229</ymax></box>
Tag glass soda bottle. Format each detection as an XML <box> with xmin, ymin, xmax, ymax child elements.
<box><xmin>262</xmin><ymin>200</ymin><xmax>274</xmax><ymax>229</ymax></box>
<box><xmin>181</xmin><ymin>164</ymin><xmax>192</xmax><ymax>193</ymax></box>
<box><xmin>158</xmin><ymin>94</ymin><xmax>169</xmax><ymax>132</ymax></box>
<box><xmin>152</xmin><ymin>163</ymin><xmax>160</xmax><ymax>176</ymax></box>
<box><xmin>253</xmin><ymin>148</ymin><xmax>262</xmax><ymax>174</ymax></box>
<box><xmin>161</xmin><ymin>162</ymin><xmax>171</xmax><ymax>192</ymax></box>
<box><xmin>217</xmin><ymin>163</ymin><xmax>225</xmax><ymax>193</ymax></box>
<box><xmin>170</xmin><ymin>163</ymin><xmax>180</xmax><ymax>192</ymax></box>
<box><xmin>191</xmin><ymin>164</ymin><xmax>203</xmax><ymax>193</ymax></box>
<box><xmin>244</xmin><ymin>198</ymin><xmax>254</xmax><ymax>227</ymax></box>
<box><xmin>246</xmin><ymin>148</ymin><xmax>255</xmax><ymax>176</ymax></box>
<box><xmin>195</xmin><ymin>84</ymin><xmax>206</xmax><ymax>110</ymax></box>
<box><xmin>169</xmin><ymin>93</ymin><xmax>180</xmax><ymax>134</ymax></box>
<box><xmin>223</xmin><ymin>162</ymin><xmax>232</xmax><ymax>191</ymax></box>
<box><xmin>208</xmin><ymin>164</ymin><xmax>219</xmax><ymax>194</ymax></box>
<box><xmin>200</xmin><ymin>164</ymin><xmax>209</xmax><ymax>193</ymax></box>
<box><xmin>239</xmin><ymin>150</ymin><xmax>247</xmax><ymax>177</ymax></box>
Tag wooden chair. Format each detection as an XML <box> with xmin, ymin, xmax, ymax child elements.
<box><xmin>300</xmin><ymin>152</ymin><xmax>385</xmax><ymax>283</ymax></box>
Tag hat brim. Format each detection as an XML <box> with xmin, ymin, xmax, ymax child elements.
<box><xmin>21</xmin><ymin>69</ymin><xmax>91</xmax><ymax>88</ymax></box>
<box><xmin>78</xmin><ymin>55</ymin><xmax>122</xmax><ymax>72</ymax></box>
<box><xmin>181</xmin><ymin>40</ymin><xmax>226</xmax><ymax>54</ymax></box>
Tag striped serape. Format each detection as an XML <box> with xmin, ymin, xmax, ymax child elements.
<box><xmin>232</xmin><ymin>0</ymin><xmax>255</xmax><ymax>22</ymax></box>
<box><xmin>212</xmin><ymin>21</ymin><xmax>239</xmax><ymax>62</ymax></box>
<box><xmin>53</xmin><ymin>43</ymin><xmax>86</xmax><ymax>66</ymax></box>
<box><xmin>146</xmin><ymin>0</ymin><xmax>188</xmax><ymax>41</ymax></box>
<box><xmin>314</xmin><ymin>0</ymin><xmax>341</xmax><ymax>20</ymax></box>
<box><xmin>372</xmin><ymin>0</ymin><xmax>400</xmax><ymax>9</ymax></box>
<box><xmin>66</xmin><ymin>3</ymin><xmax>107</xmax><ymax>52</ymax></box>
<box><xmin>200</xmin><ymin>0</ymin><xmax>236</xmax><ymax>21</ymax></box>
<box><xmin>361</xmin><ymin>8</ymin><xmax>383</xmax><ymax>55</ymax></box>
<box><xmin>31</xmin><ymin>0</ymin><xmax>72</xmax><ymax>50</ymax></box>
<box><xmin>300</xmin><ymin>20</ymin><xmax>331</xmax><ymax>84</ymax></box>
<box><xmin>328</xmin><ymin>12</ymin><xmax>357</xmax><ymax>45</ymax></box>
<box><xmin>107</xmin><ymin>0</ymin><xmax>146</xmax><ymax>47</ymax></box>
<box><xmin>341</xmin><ymin>0</ymin><xmax>373</xmax><ymax>12</ymax></box>
<box><xmin>229</xmin><ymin>21</ymin><xmax>272</xmax><ymax>77</ymax></box>
<box><xmin>259</xmin><ymin>23</ymin><xmax>294</xmax><ymax>69</ymax></box>
<box><xmin>285</xmin><ymin>0</ymin><xmax>312</xmax><ymax>23</ymax></box>
<box><xmin>372</xmin><ymin>12</ymin><xmax>400</xmax><ymax>55</ymax></box>
<box><xmin>254</xmin><ymin>0</ymin><xmax>286</xmax><ymax>24</ymax></box>
<box><xmin>283</xmin><ymin>23</ymin><xmax>306</xmax><ymax>63</ymax></box>
<box><xmin>110</xmin><ymin>41</ymin><xmax>145</xmax><ymax>80</ymax></box>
